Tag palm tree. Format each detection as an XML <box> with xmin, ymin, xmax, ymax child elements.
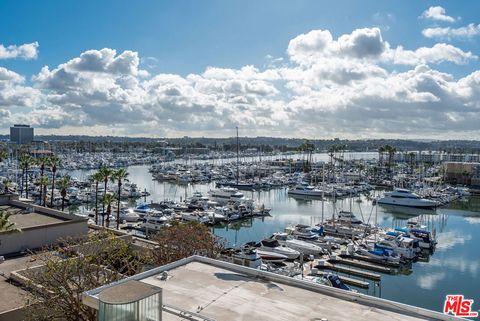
<box><xmin>98</xmin><ymin>167</ymin><xmax>113</xmax><ymax>225</ymax></box>
<box><xmin>48</xmin><ymin>156</ymin><xmax>61</xmax><ymax>207</ymax></box>
<box><xmin>19</xmin><ymin>154</ymin><xmax>34</xmax><ymax>199</ymax></box>
<box><xmin>112</xmin><ymin>168</ymin><xmax>129</xmax><ymax>229</ymax></box>
<box><xmin>0</xmin><ymin>211</ymin><xmax>20</xmax><ymax>232</ymax></box>
<box><xmin>378</xmin><ymin>145</ymin><xmax>386</xmax><ymax>165</ymax></box>
<box><xmin>57</xmin><ymin>176</ymin><xmax>72</xmax><ymax>211</ymax></box>
<box><xmin>0</xmin><ymin>149</ymin><xmax>8</xmax><ymax>164</ymax></box>
<box><xmin>2</xmin><ymin>179</ymin><xmax>11</xmax><ymax>194</ymax></box>
<box><xmin>37</xmin><ymin>155</ymin><xmax>50</xmax><ymax>178</ymax></box>
<box><xmin>38</xmin><ymin>176</ymin><xmax>49</xmax><ymax>206</ymax></box>
<box><xmin>92</xmin><ymin>172</ymin><xmax>103</xmax><ymax>225</ymax></box>
<box><xmin>103</xmin><ymin>193</ymin><xmax>116</xmax><ymax>228</ymax></box>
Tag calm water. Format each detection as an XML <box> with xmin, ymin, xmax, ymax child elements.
<box><xmin>63</xmin><ymin>160</ymin><xmax>480</xmax><ymax>314</ymax></box>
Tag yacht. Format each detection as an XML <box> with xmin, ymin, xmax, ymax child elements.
<box><xmin>271</xmin><ymin>233</ymin><xmax>323</xmax><ymax>255</ymax></box>
<box><xmin>377</xmin><ymin>189</ymin><xmax>439</xmax><ymax>208</ymax></box>
<box><xmin>255</xmin><ymin>239</ymin><xmax>300</xmax><ymax>260</ymax></box>
<box><xmin>208</xmin><ymin>187</ymin><xmax>244</xmax><ymax>205</ymax></box>
<box><xmin>287</xmin><ymin>184</ymin><xmax>323</xmax><ymax>197</ymax></box>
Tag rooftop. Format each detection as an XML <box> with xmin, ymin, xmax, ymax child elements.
<box><xmin>84</xmin><ymin>256</ymin><xmax>462</xmax><ymax>321</ymax></box>
<box><xmin>2</xmin><ymin>205</ymin><xmax>66</xmax><ymax>229</ymax></box>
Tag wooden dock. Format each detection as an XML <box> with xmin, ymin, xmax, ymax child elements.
<box><xmin>330</xmin><ymin>257</ymin><xmax>395</xmax><ymax>274</ymax></box>
<box><xmin>339</xmin><ymin>254</ymin><xmax>400</xmax><ymax>268</ymax></box>
<box><xmin>316</xmin><ymin>262</ymin><xmax>381</xmax><ymax>280</ymax></box>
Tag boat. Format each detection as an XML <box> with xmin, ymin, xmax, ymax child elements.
<box><xmin>271</xmin><ymin>233</ymin><xmax>323</xmax><ymax>255</ymax></box>
<box><xmin>208</xmin><ymin>187</ymin><xmax>244</xmax><ymax>205</ymax></box>
<box><xmin>255</xmin><ymin>249</ymin><xmax>289</xmax><ymax>263</ymax></box>
<box><xmin>336</xmin><ymin>211</ymin><xmax>363</xmax><ymax>225</ymax></box>
<box><xmin>287</xmin><ymin>184</ymin><xmax>323</xmax><ymax>197</ymax></box>
<box><xmin>355</xmin><ymin>244</ymin><xmax>401</xmax><ymax>264</ymax></box>
<box><xmin>254</xmin><ymin>239</ymin><xmax>300</xmax><ymax>260</ymax></box>
<box><xmin>377</xmin><ymin>188</ymin><xmax>439</xmax><ymax>208</ymax></box>
<box><xmin>222</xmin><ymin>246</ymin><xmax>263</xmax><ymax>269</ymax></box>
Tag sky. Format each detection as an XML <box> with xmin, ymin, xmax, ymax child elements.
<box><xmin>1</xmin><ymin>0</ymin><xmax>480</xmax><ymax>139</ymax></box>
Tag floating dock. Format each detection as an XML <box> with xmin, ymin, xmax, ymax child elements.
<box><xmin>329</xmin><ymin>257</ymin><xmax>395</xmax><ymax>274</ymax></box>
<box><xmin>316</xmin><ymin>261</ymin><xmax>381</xmax><ymax>280</ymax></box>
<box><xmin>338</xmin><ymin>254</ymin><xmax>400</xmax><ymax>269</ymax></box>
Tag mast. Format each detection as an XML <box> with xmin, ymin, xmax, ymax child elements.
<box><xmin>321</xmin><ymin>164</ymin><xmax>325</xmax><ymax>224</ymax></box>
<box><xmin>236</xmin><ymin>126</ymin><xmax>239</xmax><ymax>185</ymax></box>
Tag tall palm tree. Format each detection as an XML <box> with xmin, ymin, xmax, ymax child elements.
<box><xmin>19</xmin><ymin>154</ymin><xmax>34</xmax><ymax>199</ymax></box>
<box><xmin>37</xmin><ymin>155</ymin><xmax>50</xmax><ymax>178</ymax></box>
<box><xmin>48</xmin><ymin>156</ymin><xmax>61</xmax><ymax>207</ymax></box>
<box><xmin>38</xmin><ymin>175</ymin><xmax>49</xmax><ymax>206</ymax></box>
<box><xmin>0</xmin><ymin>211</ymin><xmax>20</xmax><ymax>232</ymax></box>
<box><xmin>57</xmin><ymin>176</ymin><xmax>72</xmax><ymax>211</ymax></box>
<box><xmin>102</xmin><ymin>193</ymin><xmax>116</xmax><ymax>228</ymax></box>
<box><xmin>112</xmin><ymin>168</ymin><xmax>129</xmax><ymax>229</ymax></box>
<box><xmin>92</xmin><ymin>172</ymin><xmax>103</xmax><ymax>225</ymax></box>
<box><xmin>98</xmin><ymin>167</ymin><xmax>113</xmax><ymax>225</ymax></box>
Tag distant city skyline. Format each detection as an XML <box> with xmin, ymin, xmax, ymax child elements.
<box><xmin>1</xmin><ymin>1</ymin><xmax>480</xmax><ymax>139</ymax></box>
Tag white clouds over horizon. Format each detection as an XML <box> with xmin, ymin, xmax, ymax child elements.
<box><xmin>1</xmin><ymin>24</ymin><xmax>480</xmax><ymax>138</ymax></box>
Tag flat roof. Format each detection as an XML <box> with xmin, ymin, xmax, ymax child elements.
<box><xmin>0</xmin><ymin>205</ymin><xmax>66</xmax><ymax>229</ymax></box>
<box><xmin>0</xmin><ymin>255</ymin><xmax>38</xmax><ymax>313</ymax></box>
<box><xmin>99</xmin><ymin>280</ymin><xmax>162</xmax><ymax>304</ymax></box>
<box><xmin>84</xmin><ymin>256</ymin><xmax>464</xmax><ymax>321</ymax></box>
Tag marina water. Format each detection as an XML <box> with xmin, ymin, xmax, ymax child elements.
<box><xmin>64</xmin><ymin>153</ymin><xmax>480</xmax><ymax>314</ymax></box>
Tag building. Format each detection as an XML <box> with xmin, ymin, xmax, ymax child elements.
<box><xmin>444</xmin><ymin>162</ymin><xmax>480</xmax><ymax>187</ymax></box>
<box><xmin>0</xmin><ymin>194</ymin><xmax>88</xmax><ymax>256</ymax></box>
<box><xmin>9</xmin><ymin>124</ymin><xmax>34</xmax><ymax>145</ymax></box>
<box><xmin>82</xmin><ymin>256</ymin><xmax>459</xmax><ymax>321</ymax></box>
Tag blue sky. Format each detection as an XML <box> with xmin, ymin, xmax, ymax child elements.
<box><xmin>1</xmin><ymin>1</ymin><xmax>480</xmax><ymax>138</ymax></box>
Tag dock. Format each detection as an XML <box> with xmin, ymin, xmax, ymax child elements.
<box><xmin>338</xmin><ymin>254</ymin><xmax>400</xmax><ymax>269</ymax></box>
<box><xmin>308</xmin><ymin>270</ymin><xmax>370</xmax><ymax>289</ymax></box>
<box><xmin>328</xmin><ymin>256</ymin><xmax>395</xmax><ymax>274</ymax></box>
<box><xmin>315</xmin><ymin>261</ymin><xmax>381</xmax><ymax>280</ymax></box>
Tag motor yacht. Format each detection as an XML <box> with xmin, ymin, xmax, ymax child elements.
<box><xmin>255</xmin><ymin>239</ymin><xmax>300</xmax><ymax>260</ymax></box>
<box><xmin>377</xmin><ymin>188</ymin><xmax>439</xmax><ymax>208</ymax></box>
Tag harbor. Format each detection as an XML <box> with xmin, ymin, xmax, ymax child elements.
<box><xmin>50</xmin><ymin>157</ymin><xmax>480</xmax><ymax>315</ymax></box>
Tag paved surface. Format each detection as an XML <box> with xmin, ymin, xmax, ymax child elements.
<box><xmin>141</xmin><ymin>261</ymin><xmax>431</xmax><ymax>321</ymax></box>
<box><xmin>0</xmin><ymin>255</ymin><xmax>39</xmax><ymax>313</ymax></box>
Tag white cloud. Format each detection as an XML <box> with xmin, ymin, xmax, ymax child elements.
<box><xmin>423</xmin><ymin>24</ymin><xmax>480</xmax><ymax>39</ymax></box>
<box><xmin>0</xmin><ymin>42</ymin><xmax>39</xmax><ymax>60</ymax></box>
<box><xmin>0</xmin><ymin>26</ymin><xmax>479</xmax><ymax>138</ymax></box>
<box><xmin>287</xmin><ymin>28</ymin><xmax>475</xmax><ymax>66</ymax></box>
<box><xmin>421</xmin><ymin>6</ymin><xmax>456</xmax><ymax>23</ymax></box>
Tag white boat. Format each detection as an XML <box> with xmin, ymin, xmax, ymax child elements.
<box><xmin>377</xmin><ymin>188</ymin><xmax>439</xmax><ymax>208</ymax></box>
<box><xmin>336</xmin><ymin>211</ymin><xmax>363</xmax><ymax>225</ymax></box>
<box><xmin>287</xmin><ymin>184</ymin><xmax>323</xmax><ymax>197</ymax></box>
<box><xmin>271</xmin><ymin>233</ymin><xmax>323</xmax><ymax>255</ymax></box>
<box><xmin>208</xmin><ymin>187</ymin><xmax>244</xmax><ymax>205</ymax></box>
<box><xmin>255</xmin><ymin>249</ymin><xmax>289</xmax><ymax>263</ymax></box>
<box><xmin>256</xmin><ymin>239</ymin><xmax>300</xmax><ymax>260</ymax></box>
<box><xmin>118</xmin><ymin>208</ymin><xmax>141</xmax><ymax>222</ymax></box>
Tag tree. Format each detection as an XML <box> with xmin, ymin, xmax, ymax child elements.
<box><xmin>0</xmin><ymin>149</ymin><xmax>8</xmax><ymax>164</ymax></box>
<box><xmin>38</xmin><ymin>176</ymin><xmax>49</xmax><ymax>206</ymax></box>
<box><xmin>20</xmin><ymin>154</ymin><xmax>34</xmax><ymax>198</ymax></box>
<box><xmin>48</xmin><ymin>156</ymin><xmax>61</xmax><ymax>207</ymax></box>
<box><xmin>151</xmin><ymin>222</ymin><xmax>224</xmax><ymax>266</ymax></box>
<box><xmin>57</xmin><ymin>176</ymin><xmax>72</xmax><ymax>211</ymax></box>
<box><xmin>36</xmin><ymin>155</ymin><xmax>50</xmax><ymax>178</ymax></box>
<box><xmin>0</xmin><ymin>211</ymin><xmax>20</xmax><ymax>232</ymax></box>
<box><xmin>2</xmin><ymin>179</ymin><xmax>11</xmax><ymax>194</ymax></box>
<box><xmin>23</xmin><ymin>231</ymin><xmax>149</xmax><ymax>321</ymax></box>
<box><xmin>102</xmin><ymin>193</ymin><xmax>116</xmax><ymax>228</ymax></box>
<box><xmin>98</xmin><ymin>167</ymin><xmax>113</xmax><ymax>223</ymax></box>
<box><xmin>92</xmin><ymin>172</ymin><xmax>103</xmax><ymax>225</ymax></box>
<box><xmin>112</xmin><ymin>168</ymin><xmax>129</xmax><ymax>229</ymax></box>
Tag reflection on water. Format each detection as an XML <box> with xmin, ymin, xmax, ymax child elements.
<box><xmin>67</xmin><ymin>164</ymin><xmax>480</xmax><ymax>314</ymax></box>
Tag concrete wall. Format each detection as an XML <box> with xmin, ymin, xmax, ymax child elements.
<box><xmin>0</xmin><ymin>198</ymin><xmax>88</xmax><ymax>256</ymax></box>
<box><xmin>0</xmin><ymin>220</ymin><xmax>88</xmax><ymax>255</ymax></box>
